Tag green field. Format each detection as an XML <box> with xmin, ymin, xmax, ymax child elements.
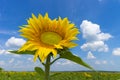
<box><xmin>0</xmin><ymin>71</ymin><xmax>120</xmax><ymax>80</ymax></box>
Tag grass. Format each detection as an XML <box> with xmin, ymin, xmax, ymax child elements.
<box><xmin>0</xmin><ymin>71</ymin><xmax>120</xmax><ymax>80</ymax></box>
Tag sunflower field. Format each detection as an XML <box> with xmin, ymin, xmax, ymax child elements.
<box><xmin>0</xmin><ymin>71</ymin><xmax>120</xmax><ymax>80</ymax></box>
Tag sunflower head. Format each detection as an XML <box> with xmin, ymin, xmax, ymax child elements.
<box><xmin>19</xmin><ymin>13</ymin><xmax>80</xmax><ymax>62</ymax></box>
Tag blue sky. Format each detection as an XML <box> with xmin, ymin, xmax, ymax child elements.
<box><xmin>0</xmin><ymin>0</ymin><xmax>120</xmax><ymax>71</ymax></box>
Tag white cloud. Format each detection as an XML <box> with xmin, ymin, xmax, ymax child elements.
<box><xmin>0</xmin><ymin>49</ymin><xmax>10</xmax><ymax>55</ymax></box>
<box><xmin>0</xmin><ymin>45</ymin><xmax>6</xmax><ymax>55</ymax></box>
<box><xmin>11</xmin><ymin>54</ymin><xmax>21</xmax><ymax>57</ymax></box>
<box><xmin>0</xmin><ymin>30</ymin><xmax>17</xmax><ymax>35</ymax></box>
<box><xmin>0</xmin><ymin>37</ymin><xmax>23</xmax><ymax>57</ymax></box>
<box><xmin>102</xmin><ymin>60</ymin><xmax>107</xmax><ymax>64</ymax></box>
<box><xmin>97</xmin><ymin>33</ymin><xmax>112</xmax><ymax>41</ymax></box>
<box><xmin>9</xmin><ymin>58</ymin><xmax>15</xmax><ymax>63</ymax></box>
<box><xmin>0</xmin><ymin>61</ymin><xmax>5</xmax><ymax>66</ymax></box>
<box><xmin>95</xmin><ymin>60</ymin><xmax>101</xmax><ymax>64</ymax></box>
<box><xmin>56</xmin><ymin>60</ymin><xmax>75</xmax><ymax>66</ymax></box>
<box><xmin>5</xmin><ymin>37</ymin><xmax>26</xmax><ymax>49</ymax></box>
<box><xmin>28</xmin><ymin>57</ymin><xmax>32</xmax><ymax>61</ymax></box>
<box><xmin>80</xmin><ymin>20</ymin><xmax>112</xmax><ymax>52</ymax></box>
<box><xmin>14</xmin><ymin>60</ymin><xmax>23</xmax><ymax>66</ymax></box>
<box><xmin>0</xmin><ymin>49</ymin><xmax>21</xmax><ymax>57</ymax></box>
<box><xmin>81</xmin><ymin>41</ymin><xmax>108</xmax><ymax>52</ymax></box>
<box><xmin>0</xmin><ymin>49</ymin><xmax>6</xmax><ymax>55</ymax></box>
<box><xmin>112</xmin><ymin>48</ymin><xmax>120</xmax><ymax>56</ymax></box>
<box><xmin>95</xmin><ymin>60</ymin><xmax>107</xmax><ymax>65</ymax></box>
<box><xmin>0</xmin><ymin>44</ymin><xmax>4</xmax><ymax>49</ymax></box>
<box><xmin>87</xmin><ymin>51</ymin><xmax>96</xmax><ymax>59</ymax></box>
<box><xmin>27</xmin><ymin>57</ymin><xmax>33</xmax><ymax>62</ymax></box>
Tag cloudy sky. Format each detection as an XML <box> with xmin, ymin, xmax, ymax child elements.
<box><xmin>0</xmin><ymin>0</ymin><xmax>120</xmax><ymax>71</ymax></box>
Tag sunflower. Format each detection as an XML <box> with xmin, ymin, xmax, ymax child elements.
<box><xmin>19</xmin><ymin>13</ymin><xmax>79</xmax><ymax>62</ymax></box>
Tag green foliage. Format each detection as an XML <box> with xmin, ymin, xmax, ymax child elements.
<box><xmin>9</xmin><ymin>50</ymin><xmax>36</xmax><ymax>55</ymax></box>
<box><xmin>10</xmin><ymin>48</ymin><xmax>94</xmax><ymax>71</ymax></box>
<box><xmin>50</xmin><ymin>73</ymin><xmax>61</xmax><ymax>78</ymax></box>
<box><xmin>59</xmin><ymin>48</ymin><xmax>94</xmax><ymax>70</ymax></box>
<box><xmin>0</xmin><ymin>67</ymin><xmax>3</xmax><ymax>71</ymax></box>
<box><xmin>34</xmin><ymin>67</ymin><xmax>45</xmax><ymax>80</ymax></box>
<box><xmin>0</xmin><ymin>71</ymin><xmax>120</xmax><ymax>80</ymax></box>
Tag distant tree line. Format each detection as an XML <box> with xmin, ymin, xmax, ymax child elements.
<box><xmin>0</xmin><ymin>67</ymin><xmax>4</xmax><ymax>71</ymax></box>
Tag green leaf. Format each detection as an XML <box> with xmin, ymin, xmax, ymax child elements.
<box><xmin>50</xmin><ymin>73</ymin><xmax>61</xmax><ymax>78</ymax></box>
<box><xmin>9</xmin><ymin>50</ymin><xmax>36</xmax><ymax>55</ymax></box>
<box><xmin>59</xmin><ymin>50</ymin><xmax>94</xmax><ymax>70</ymax></box>
<box><xmin>34</xmin><ymin>67</ymin><xmax>45</xmax><ymax>80</ymax></box>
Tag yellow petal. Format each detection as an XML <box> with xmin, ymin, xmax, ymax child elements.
<box><xmin>54</xmin><ymin>44</ymin><xmax>63</xmax><ymax>49</ymax></box>
<box><xmin>18</xmin><ymin>13</ymin><xmax>80</xmax><ymax>62</ymax></box>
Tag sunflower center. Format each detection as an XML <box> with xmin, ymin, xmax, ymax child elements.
<box><xmin>41</xmin><ymin>32</ymin><xmax>62</xmax><ymax>45</ymax></box>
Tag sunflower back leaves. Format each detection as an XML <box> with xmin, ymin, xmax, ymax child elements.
<box><xmin>58</xmin><ymin>48</ymin><xmax>94</xmax><ymax>70</ymax></box>
<box><xmin>9</xmin><ymin>50</ymin><xmax>36</xmax><ymax>55</ymax></box>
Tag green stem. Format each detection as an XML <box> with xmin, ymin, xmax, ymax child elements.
<box><xmin>50</xmin><ymin>57</ymin><xmax>60</xmax><ymax>65</ymax></box>
<box><xmin>45</xmin><ymin>54</ymin><xmax>51</xmax><ymax>80</ymax></box>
